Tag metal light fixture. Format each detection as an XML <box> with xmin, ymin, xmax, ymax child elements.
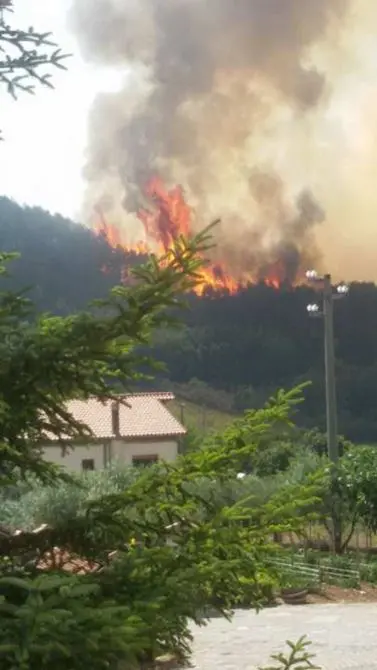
<box><xmin>336</xmin><ymin>283</ymin><xmax>349</xmax><ymax>296</ymax></box>
<box><xmin>307</xmin><ymin>303</ymin><xmax>320</xmax><ymax>314</ymax></box>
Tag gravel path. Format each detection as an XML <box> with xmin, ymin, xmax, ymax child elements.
<box><xmin>190</xmin><ymin>603</ymin><xmax>377</xmax><ymax>669</ymax></box>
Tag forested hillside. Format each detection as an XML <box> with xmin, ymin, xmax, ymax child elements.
<box><xmin>0</xmin><ymin>197</ymin><xmax>135</xmax><ymax>313</ymax></box>
<box><xmin>1</xmin><ymin>197</ymin><xmax>377</xmax><ymax>442</ymax></box>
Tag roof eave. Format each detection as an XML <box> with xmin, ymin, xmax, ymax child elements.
<box><xmin>42</xmin><ymin>430</ymin><xmax>187</xmax><ymax>445</ymax></box>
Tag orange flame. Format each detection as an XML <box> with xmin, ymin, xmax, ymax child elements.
<box><xmin>263</xmin><ymin>259</ymin><xmax>286</xmax><ymax>290</ymax></box>
<box><xmin>137</xmin><ymin>177</ymin><xmax>243</xmax><ymax>294</ymax></box>
<box><xmin>138</xmin><ymin>176</ymin><xmax>191</xmax><ymax>246</ymax></box>
<box><xmin>94</xmin><ymin>177</ymin><xmax>283</xmax><ymax>294</ymax></box>
<box><xmin>94</xmin><ymin>209</ymin><xmax>124</xmax><ymax>249</ymax></box>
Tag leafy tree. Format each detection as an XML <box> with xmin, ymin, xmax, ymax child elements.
<box><xmin>278</xmin><ymin>443</ymin><xmax>377</xmax><ymax>553</ymax></box>
<box><xmin>202</xmin><ymin>386</ymin><xmax>309</xmax><ymax>477</ymax></box>
<box><xmin>332</xmin><ymin>446</ymin><xmax>377</xmax><ymax>547</ymax></box>
<box><xmin>300</xmin><ymin>428</ymin><xmax>352</xmax><ymax>458</ymax></box>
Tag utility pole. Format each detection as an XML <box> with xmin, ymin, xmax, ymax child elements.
<box><xmin>323</xmin><ymin>274</ymin><xmax>339</xmax><ymax>464</ymax></box>
<box><xmin>306</xmin><ymin>271</ymin><xmax>348</xmax><ymax>553</ymax></box>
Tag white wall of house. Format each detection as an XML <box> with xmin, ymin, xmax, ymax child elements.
<box><xmin>112</xmin><ymin>439</ymin><xmax>178</xmax><ymax>465</ymax></box>
<box><xmin>42</xmin><ymin>443</ymin><xmax>105</xmax><ymax>472</ymax></box>
<box><xmin>42</xmin><ymin>438</ymin><xmax>179</xmax><ymax>472</ymax></box>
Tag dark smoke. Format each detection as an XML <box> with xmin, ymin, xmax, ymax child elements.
<box><xmin>247</xmin><ymin>171</ymin><xmax>324</xmax><ymax>282</ymax></box>
<box><xmin>69</xmin><ymin>0</ymin><xmax>350</xmax><ymax>280</ymax></box>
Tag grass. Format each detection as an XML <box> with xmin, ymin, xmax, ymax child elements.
<box><xmin>169</xmin><ymin>398</ymin><xmax>235</xmax><ymax>434</ymax></box>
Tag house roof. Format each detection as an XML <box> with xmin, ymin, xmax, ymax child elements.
<box><xmin>59</xmin><ymin>392</ymin><xmax>186</xmax><ymax>441</ymax></box>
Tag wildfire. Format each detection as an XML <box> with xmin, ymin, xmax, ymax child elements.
<box><xmin>94</xmin><ymin>177</ymin><xmax>283</xmax><ymax>295</ymax></box>
<box><xmin>263</xmin><ymin>259</ymin><xmax>287</xmax><ymax>290</ymax></box>
<box><xmin>138</xmin><ymin>176</ymin><xmax>191</xmax><ymax>247</ymax></box>
<box><xmin>137</xmin><ymin>177</ymin><xmax>245</xmax><ymax>295</ymax></box>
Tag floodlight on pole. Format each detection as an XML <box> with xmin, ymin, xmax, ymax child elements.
<box><xmin>306</xmin><ymin>272</ymin><xmax>349</xmax><ymax>463</ymax></box>
<box><xmin>306</xmin><ymin>270</ymin><xmax>349</xmax><ymax>553</ymax></box>
<box><xmin>336</xmin><ymin>284</ymin><xmax>349</xmax><ymax>296</ymax></box>
<box><xmin>306</xmin><ymin>303</ymin><xmax>320</xmax><ymax>315</ymax></box>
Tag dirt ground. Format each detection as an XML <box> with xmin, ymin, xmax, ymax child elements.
<box><xmin>307</xmin><ymin>582</ymin><xmax>377</xmax><ymax>604</ymax></box>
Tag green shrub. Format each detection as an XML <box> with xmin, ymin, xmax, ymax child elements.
<box><xmin>0</xmin><ymin>465</ymin><xmax>140</xmax><ymax>530</ymax></box>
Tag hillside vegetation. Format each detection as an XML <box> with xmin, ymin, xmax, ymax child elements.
<box><xmin>170</xmin><ymin>397</ymin><xmax>235</xmax><ymax>433</ymax></box>
<box><xmin>2</xmin><ymin>197</ymin><xmax>377</xmax><ymax>441</ymax></box>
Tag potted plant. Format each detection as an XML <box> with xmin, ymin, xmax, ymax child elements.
<box><xmin>279</xmin><ymin>573</ymin><xmax>309</xmax><ymax>604</ymax></box>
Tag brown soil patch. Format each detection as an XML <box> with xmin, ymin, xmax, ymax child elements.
<box><xmin>307</xmin><ymin>582</ymin><xmax>377</xmax><ymax>604</ymax></box>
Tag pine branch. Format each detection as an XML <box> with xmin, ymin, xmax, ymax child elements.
<box><xmin>260</xmin><ymin>637</ymin><xmax>321</xmax><ymax>670</ymax></box>
<box><xmin>0</xmin><ymin>3</ymin><xmax>70</xmax><ymax>137</ymax></box>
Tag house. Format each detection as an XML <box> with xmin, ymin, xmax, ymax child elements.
<box><xmin>42</xmin><ymin>392</ymin><xmax>186</xmax><ymax>472</ymax></box>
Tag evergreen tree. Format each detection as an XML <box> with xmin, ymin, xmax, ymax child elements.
<box><xmin>0</xmin><ymin>1</ymin><xmax>68</xmax><ymax>102</ymax></box>
<box><xmin>0</xmin><ymin>8</ymin><xmax>323</xmax><ymax>668</ymax></box>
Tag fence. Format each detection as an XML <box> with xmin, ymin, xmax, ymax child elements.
<box><xmin>270</xmin><ymin>556</ymin><xmax>360</xmax><ymax>587</ymax></box>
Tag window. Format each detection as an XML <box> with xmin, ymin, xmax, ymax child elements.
<box><xmin>132</xmin><ymin>455</ymin><xmax>158</xmax><ymax>468</ymax></box>
<box><xmin>82</xmin><ymin>458</ymin><xmax>95</xmax><ymax>471</ymax></box>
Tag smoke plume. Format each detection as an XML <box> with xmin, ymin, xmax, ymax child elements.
<box><xmin>69</xmin><ymin>0</ymin><xmax>377</xmax><ymax>282</ymax></box>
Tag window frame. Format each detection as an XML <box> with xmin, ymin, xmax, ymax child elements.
<box><xmin>81</xmin><ymin>458</ymin><xmax>95</xmax><ymax>471</ymax></box>
<box><xmin>132</xmin><ymin>454</ymin><xmax>159</xmax><ymax>467</ymax></box>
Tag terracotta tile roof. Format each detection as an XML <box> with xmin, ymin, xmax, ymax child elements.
<box><xmin>37</xmin><ymin>547</ymin><xmax>101</xmax><ymax>575</ymax></box>
<box><xmin>60</xmin><ymin>393</ymin><xmax>186</xmax><ymax>440</ymax></box>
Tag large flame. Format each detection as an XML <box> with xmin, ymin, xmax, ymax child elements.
<box><xmin>94</xmin><ymin>177</ymin><xmax>285</xmax><ymax>295</ymax></box>
<box><xmin>138</xmin><ymin>177</ymin><xmax>245</xmax><ymax>294</ymax></box>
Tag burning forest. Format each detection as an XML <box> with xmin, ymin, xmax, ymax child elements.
<box><xmin>70</xmin><ymin>0</ymin><xmax>377</xmax><ymax>289</ymax></box>
<box><xmin>95</xmin><ymin>175</ymin><xmax>323</xmax><ymax>294</ymax></box>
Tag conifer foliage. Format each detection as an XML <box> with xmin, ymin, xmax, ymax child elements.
<box><xmin>0</xmin><ymin>6</ymin><xmax>320</xmax><ymax>669</ymax></box>
<box><xmin>0</xmin><ymin>1</ymin><xmax>68</xmax><ymax>102</ymax></box>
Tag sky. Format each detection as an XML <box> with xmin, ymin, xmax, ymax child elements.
<box><xmin>0</xmin><ymin>0</ymin><xmax>122</xmax><ymax>221</ymax></box>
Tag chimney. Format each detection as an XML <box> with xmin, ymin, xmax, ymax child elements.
<box><xmin>111</xmin><ymin>400</ymin><xmax>120</xmax><ymax>437</ymax></box>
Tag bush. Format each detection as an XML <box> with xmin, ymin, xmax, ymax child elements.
<box><xmin>0</xmin><ymin>465</ymin><xmax>140</xmax><ymax>530</ymax></box>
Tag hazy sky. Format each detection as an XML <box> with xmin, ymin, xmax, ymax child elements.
<box><xmin>0</xmin><ymin>1</ymin><xmax>121</xmax><ymax>221</ymax></box>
